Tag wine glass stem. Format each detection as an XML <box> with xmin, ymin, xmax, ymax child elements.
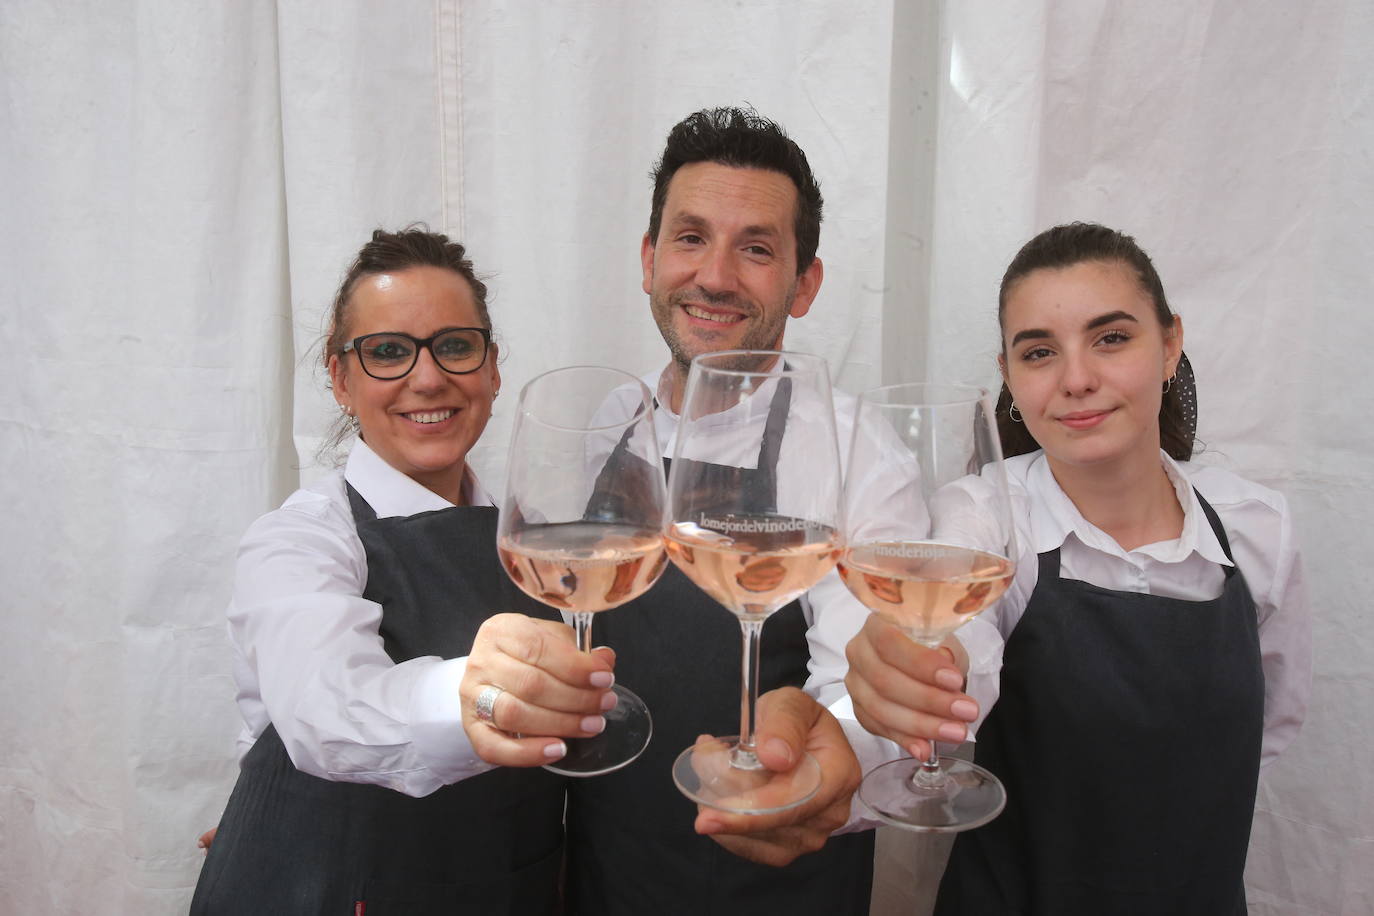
<box><xmin>913</xmin><ymin>743</ymin><xmax>947</xmax><ymax>789</ymax></box>
<box><xmin>573</xmin><ymin>611</ymin><xmax>594</xmax><ymax>654</ymax></box>
<box><xmin>912</xmin><ymin>639</ymin><xmax>949</xmax><ymax>789</ymax></box>
<box><xmin>733</xmin><ymin>618</ymin><xmax>765</xmax><ymax>770</ymax></box>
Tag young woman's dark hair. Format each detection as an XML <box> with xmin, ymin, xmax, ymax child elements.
<box><xmin>320</xmin><ymin>226</ymin><xmax>492</xmax><ymax>454</ymax></box>
<box><xmin>647</xmin><ymin>106</ymin><xmax>824</xmax><ymax>274</ymax></box>
<box><xmin>994</xmin><ymin>222</ymin><xmax>1197</xmax><ymax>461</ymax></box>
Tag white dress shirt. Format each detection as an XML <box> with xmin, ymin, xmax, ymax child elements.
<box><xmin>228</xmin><ymin>439</ymin><xmax>498</xmax><ymax>797</ymax></box>
<box><xmin>961</xmin><ymin>449</ymin><xmax>1310</xmax><ymax>765</ymax></box>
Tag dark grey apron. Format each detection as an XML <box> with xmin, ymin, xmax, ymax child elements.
<box><xmin>191</xmin><ymin>489</ymin><xmax>567</xmax><ymax>915</ymax></box>
<box><xmin>565</xmin><ymin>380</ymin><xmax>875</xmax><ymax>915</ymax></box>
<box><xmin>935</xmin><ymin>491</ymin><xmax>1263</xmax><ymax>916</ymax></box>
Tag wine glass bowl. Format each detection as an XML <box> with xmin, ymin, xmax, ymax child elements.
<box><xmin>498</xmin><ymin>365</ymin><xmax>668</xmax><ymax>776</ymax></box>
<box><xmin>664</xmin><ymin>350</ymin><xmax>842</xmax><ymax>813</ymax></box>
<box><xmin>839</xmin><ymin>383</ymin><xmax>1017</xmax><ymax>831</ymax></box>
<box><xmin>663</xmin><ymin>516</ymin><xmax>839</xmax><ymax>619</ymax></box>
<box><xmin>836</xmin><ymin>543</ymin><xmax>1013</xmax><ymax>649</ymax></box>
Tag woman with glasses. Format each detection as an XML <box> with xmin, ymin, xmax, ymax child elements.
<box><xmin>192</xmin><ymin>228</ymin><xmax>613</xmax><ymax>914</ymax></box>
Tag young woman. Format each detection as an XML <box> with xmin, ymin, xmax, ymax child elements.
<box><xmin>192</xmin><ymin>229</ymin><xmax>614</xmax><ymax>915</ymax></box>
<box><xmin>844</xmin><ymin>223</ymin><xmax>1310</xmax><ymax>915</ymax></box>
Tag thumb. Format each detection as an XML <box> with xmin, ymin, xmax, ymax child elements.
<box><xmin>753</xmin><ymin>686</ymin><xmax>820</xmax><ymax>773</ymax></box>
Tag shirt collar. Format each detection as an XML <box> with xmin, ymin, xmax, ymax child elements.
<box><xmin>650</xmin><ymin>362</ymin><xmax>787</xmax><ymax>415</ymax></box>
<box><xmin>652</xmin><ymin>365</ymin><xmax>678</xmax><ymax>417</ymax></box>
<box><xmin>650</xmin><ymin>363</ymin><xmax>791</xmax><ymax>469</ymax></box>
<box><xmin>344</xmin><ymin>439</ymin><xmax>493</xmax><ymax>518</ymax></box>
<box><xmin>1024</xmin><ymin>449</ymin><xmax>1233</xmax><ymax>567</ymax></box>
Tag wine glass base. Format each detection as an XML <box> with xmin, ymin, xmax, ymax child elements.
<box><xmin>671</xmin><ymin>736</ymin><xmax>822</xmax><ymax>814</ymax></box>
<box><xmin>859</xmin><ymin>756</ymin><xmax>1005</xmax><ymax>833</ymax></box>
<box><xmin>543</xmin><ymin>684</ymin><xmax>652</xmax><ymax>777</ymax></box>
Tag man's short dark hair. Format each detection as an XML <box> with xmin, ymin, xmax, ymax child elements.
<box><xmin>647</xmin><ymin>107</ymin><xmax>823</xmax><ymax>275</ymax></box>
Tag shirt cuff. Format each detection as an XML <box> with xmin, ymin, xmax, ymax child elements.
<box><xmin>409</xmin><ymin>656</ymin><xmax>497</xmax><ymax>785</ymax></box>
<box><xmin>828</xmin><ymin>694</ymin><xmax>901</xmax><ymax>834</ymax></box>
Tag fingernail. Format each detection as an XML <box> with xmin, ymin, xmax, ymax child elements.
<box><xmin>938</xmin><ymin>722</ymin><xmax>967</xmax><ymax>742</ymax></box>
<box><xmin>600</xmin><ymin>691</ymin><xmax>619</xmax><ymax>711</ymax></box>
<box><xmin>589</xmin><ymin>671</ymin><xmax>615</xmax><ymax>688</ymax></box>
<box><xmin>581</xmin><ymin>715</ymin><xmax>606</xmax><ymax>734</ymax></box>
<box><xmin>544</xmin><ymin>741</ymin><xmax>567</xmax><ymax>758</ymax></box>
<box><xmin>935</xmin><ymin>668</ymin><xmax>965</xmax><ymax>691</ymax></box>
<box><xmin>951</xmin><ymin>699</ymin><xmax>979</xmax><ymax>721</ymax></box>
<box><xmin>764</xmin><ymin>737</ymin><xmax>794</xmax><ymax>767</ymax></box>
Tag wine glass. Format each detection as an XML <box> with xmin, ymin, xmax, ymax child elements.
<box><xmin>839</xmin><ymin>382</ymin><xmax>1017</xmax><ymax>831</ymax></box>
<box><xmin>664</xmin><ymin>350</ymin><xmax>842</xmax><ymax>813</ymax></box>
<box><xmin>497</xmin><ymin>365</ymin><xmax>668</xmax><ymax>776</ymax></box>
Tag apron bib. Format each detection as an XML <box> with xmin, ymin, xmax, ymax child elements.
<box><xmin>192</xmin><ymin>492</ymin><xmax>567</xmax><ymax>915</ymax></box>
<box><xmin>936</xmin><ymin>492</ymin><xmax>1263</xmax><ymax>916</ymax></box>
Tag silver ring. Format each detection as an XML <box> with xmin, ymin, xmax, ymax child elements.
<box><xmin>474</xmin><ymin>685</ymin><xmax>505</xmax><ymax>727</ymax></box>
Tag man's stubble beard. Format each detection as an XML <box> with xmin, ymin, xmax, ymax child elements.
<box><xmin>652</xmin><ymin>282</ymin><xmax>798</xmax><ymax>375</ymax></box>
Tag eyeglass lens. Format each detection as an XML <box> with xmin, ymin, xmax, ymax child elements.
<box><xmin>357</xmin><ymin>330</ymin><xmax>486</xmax><ymax>378</ymax></box>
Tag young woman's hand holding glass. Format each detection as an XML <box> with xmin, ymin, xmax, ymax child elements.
<box><xmin>839</xmin><ymin>383</ymin><xmax>1017</xmax><ymax>831</ymax></box>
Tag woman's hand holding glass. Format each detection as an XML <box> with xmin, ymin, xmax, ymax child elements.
<box><xmin>459</xmin><ymin>613</ymin><xmax>619</xmax><ymax>767</ymax></box>
<box><xmin>839</xmin><ymin>383</ymin><xmax>1016</xmax><ymax>832</ymax></box>
<box><xmin>495</xmin><ymin>366</ymin><xmax>667</xmax><ymax>776</ymax></box>
<box><xmin>843</xmin><ymin>615</ymin><xmax>981</xmax><ymax>760</ymax></box>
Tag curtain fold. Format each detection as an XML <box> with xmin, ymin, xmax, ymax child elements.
<box><xmin>2</xmin><ymin>2</ymin><xmax>293</xmax><ymax>910</ymax></box>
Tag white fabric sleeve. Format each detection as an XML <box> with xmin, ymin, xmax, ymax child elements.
<box><xmin>1255</xmin><ymin>490</ymin><xmax>1312</xmax><ymax>766</ymax></box>
<box><xmin>229</xmin><ymin>496</ymin><xmax>493</xmax><ymax>797</ymax></box>
<box><xmin>409</xmin><ymin>656</ymin><xmax>499</xmax><ymax>785</ymax></box>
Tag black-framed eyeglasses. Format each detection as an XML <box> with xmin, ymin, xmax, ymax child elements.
<box><xmin>342</xmin><ymin>327</ymin><xmax>491</xmax><ymax>380</ymax></box>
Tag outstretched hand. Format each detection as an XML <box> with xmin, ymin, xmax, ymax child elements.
<box><xmin>692</xmin><ymin>687</ymin><xmax>861</xmax><ymax>867</ymax></box>
<box><xmin>460</xmin><ymin>613</ymin><xmax>618</xmax><ymax>767</ymax></box>
<box><xmin>844</xmin><ymin>614</ymin><xmax>980</xmax><ymax>759</ymax></box>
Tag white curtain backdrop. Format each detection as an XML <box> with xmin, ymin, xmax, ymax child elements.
<box><xmin>2</xmin><ymin>2</ymin><xmax>1369</xmax><ymax>912</ymax></box>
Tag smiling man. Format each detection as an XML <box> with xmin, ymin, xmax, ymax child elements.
<box><xmin>642</xmin><ymin>113</ymin><xmax>824</xmax><ymax>412</ymax></box>
<box><xmin>560</xmin><ymin>108</ymin><xmax>957</xmax><ymax>916</ymax></box>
